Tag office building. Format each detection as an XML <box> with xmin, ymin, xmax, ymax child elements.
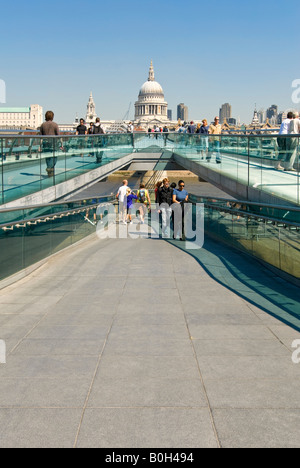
<box><xmin>266</xmin><ymin>105</ymin><xmax>278</xmax><ymax>121</ymax></box>
<box><xmin>219</xmin><ymin>103</ymin><xmax>232</xmax><ymax>123</ymax></box>
<box><xmin>0</xmin><ymin>104</ymin><xmax>43</xmax><ymax>129</ymax></box>
<box><xmin>177</xmin><ymin>103</ymin><xmax>188</xmax><ymax>122</ymax></box>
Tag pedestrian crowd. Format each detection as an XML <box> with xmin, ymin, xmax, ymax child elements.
<box><xmin>39</xmin><ymin>109</ymin><xmax>300</xmax><ymax>179</ymax></box>
<box><xmin>116</xmin><ymin>178</ymin><xmax>189</xmax><ymax>240</ymax></box>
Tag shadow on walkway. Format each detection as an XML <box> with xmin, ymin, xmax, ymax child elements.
<box><xmin>166</xmin><ymin>236</ymin><xmax>300</xmax><ymax>332</ymax></box>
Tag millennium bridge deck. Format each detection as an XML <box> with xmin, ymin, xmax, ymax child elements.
<box><xmin>0</xmin><ymin>227</ymin><xmax>299</xmax><ymax>448</ymax></box>
<box><xmin>1</xmin><ymin>134</ymin><xmax>300</xmax><ymax>207</ymax></box>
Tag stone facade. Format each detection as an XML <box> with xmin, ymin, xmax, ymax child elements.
<box><xmin>0</xmin><ymin>104</ymin><xmax>43</xmax><ymax>129</ymax></box>
<box><xmin>134</xmin><ymin>61</ymin><xmax>169</xmax><ymax>128</ymax></box>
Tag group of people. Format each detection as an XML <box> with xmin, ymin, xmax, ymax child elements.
<box><xmin>177</xmin><ymin>117</ymin><xmax>221</xmax><ymax>136</ymax></box>
<box><xmin>116</xmin><ymin>180</ymin><xmax>151</xmax><ymax>226</ymax></box>
<box><xmin>276</xmin><ymin>111</ymin><xmax>300</xmax><ymax>172</ymax></box>
<box><xmin>116</xmin><ymin>178</ymin><xmax>189</xmax><ymax>240</ymax></box>
<box><xmin>76</xmin><ymin>118</ymin><xmax>105</xmax><ymax>135</ymax></box>
<box><xmin>39</xmin><ymin>111</ymin><xmax>107</xmax><ymax>175</ymax></box>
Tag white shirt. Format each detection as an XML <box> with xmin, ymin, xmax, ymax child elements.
<box><xmin>289</xmin><ymin>118</ymin><xmax>300</xmax><ymax>134</ymax></box>
<box><xmin>117</xmin><ymin>185</ymin><xmax>128</xmax><ymax>203</ymax></box>
<box><xmin>279</xmin><ymin>118</ymin><xmax>292</xmax><ymax>135</ymax></box>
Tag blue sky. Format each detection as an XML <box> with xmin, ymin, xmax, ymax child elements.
<box><xmin>1</xmin><ymin>0</ymin><xmax>299</xmax><ymax>124</ymax></box>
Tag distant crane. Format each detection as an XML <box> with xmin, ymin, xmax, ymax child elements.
<box><xmin>123</xmin><ymin>102</ymin><xmax>132</xmax><ymax>121</ymax></box>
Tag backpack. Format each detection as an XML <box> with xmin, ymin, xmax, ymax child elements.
<box><xmin>138</xmin><ymin>189</ymin><xmax>146</xmax><ymax>204</ymax></box>
<box><xmin>94</xmin><ymin>124</ymin><xmax>104</xmax><ymax>134</ymax></box>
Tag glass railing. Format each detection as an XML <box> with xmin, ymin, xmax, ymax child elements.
<box><xmin>0</xmin><ymin>134</ymin><xmax>134</xmax><ymax>204</ymax></box>
<box><xmin>0</xmin><ymin>195</ymin><xmax>115</xmax><ymax>281</ymax></box>
<box><xmin>0</xmin><ymin>190</ymin><xmax>299</xmax><ymax>284</ymax></box>
<box><xmin>168</xmin><ymin>133</ymin><xmax>300</xmax><ymax>206</ymax></box>
<box><xmin>189</xmin><ymin>194</ymin><xmax>300</xmax><ymax>280</ymax></box>
<box><xmin>1</xmin><ymin>132</ymin><xmax>300</xmax><ymax>206</ymax></box>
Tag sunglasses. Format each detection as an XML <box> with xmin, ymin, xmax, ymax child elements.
<box><xmin>179</xmin><ymin>184</ymin><xmax>185</xmax><ymax>188</ymax></box>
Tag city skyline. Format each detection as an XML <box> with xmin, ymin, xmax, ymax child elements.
<box><xmin>1</xmin><ymin>0</ymin><xmax>299</xmax><ymax>124</ymax></box>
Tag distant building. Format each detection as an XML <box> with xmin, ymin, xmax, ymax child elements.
<box><xmin>257</xmin><ymin>109</ymin><xmax>266</xmax><ymax>124</ymax></box>
<box><xmin>85</xmin><ymin>92</ymin><xmax>97</xmax><ymax>123</ymax></box>
<box><xmin>266</xmin><ymin>105</ymin><xmax>278</xmax><ymax>122</ymax></box>
<box><xmin>228</xmin><ymin>118</ymin><xmax>237</xmax><ymax>126</ymax></box>
<box><xmin>219</xmin><ymin>103</ymin><xmax>232</xmax><ymax>124</ymax></box>
<box><xmin>167</xmin><ymin>109</ymin><xmax>172</xmax><ymax>121</ymax></box>
<box><xmin>251</xmin><ymin>107</ymin><xmax>260</xmax><ymax>127</ymax></box>
<box><xmin>0</xmin><ymin>104</ymin><xmax>43</xmax><ymax>129</ymax></box>
<box><xmin>177</xmin><ymin>103</ymin><xmax>188</xmax><ymax>122</ymax></box>
<box><xmin>134</xmin><ymin>61</ymin><xmax>169</xmax><ymax>127</ymax></box>
<box><xmin>278</xmin><ymin>111</ymin><xmax>287</xmax><ymax>125</ymax></box>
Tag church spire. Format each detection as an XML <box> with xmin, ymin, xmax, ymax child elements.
<box><xmin>148</xmin><ymin>60</ymin><xmax>155</xmax><ymax>82</ymax></box>
<box><xmin>86</xmin><ymin>92</ymin><xmax>97</xmax><ymax>123</ymax></box>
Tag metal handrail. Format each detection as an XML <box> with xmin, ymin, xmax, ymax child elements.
<box><xmin>202</xmin><ymin>202</ymin><xmax>300</xmax><ymax>229</ymax></box>
<box><xmin>1</xmin><ymin>192</ymin><xmax>299</xmax><ymax>230</ymax></box>
<box><xmin>0</xmin><ymin>194</ymin><xmax>116</xmax><ymax>214</ymax></box>
<box><xmin>0</xmin><ymin>198</ymin><xmax>117</xmax><ymax>230</ymax></box>
<box><xmin>188</xmin><ymin>195</ymin><xmax>300</xmax><ymax>213</ymax></box>
<box><xmin>1</xmin><ymin>133</ymin><xmax>300</xmax><ymax>139</ymax></box>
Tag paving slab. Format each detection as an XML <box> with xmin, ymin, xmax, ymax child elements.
<box><xmin>0</xmin><ymin>234</ymin><xmax>299</xmax><ymax>448</ymax></box>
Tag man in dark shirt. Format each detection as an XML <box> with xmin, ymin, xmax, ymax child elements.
<box><xmin>76</xmin><ymin>119</ymin><xmax>87</xmax><ymax>135</ymax></box>
<box><xmin>76</xmin><ymin>119</ymin><xmax>87</xmax><ymax>158</ymax></box>
<box><xmin>187</xmin><ymin>121</ymin><xmax>196</xmax><ymax>134</ymax></box>
<box><xmin>40</xmin><ymin>110</ymin><xmax>60</xmax><ymax>177</ymax></box>
<box><xmin>157</xmin><ymin>178</ymin><xmax>174</xmax><ymax>237</ymax></box>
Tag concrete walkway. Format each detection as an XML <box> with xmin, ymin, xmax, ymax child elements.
<box><xmin>0</xmin><ymin>233</ymin><xmax>299</xmax><ymax>448</ymax></box>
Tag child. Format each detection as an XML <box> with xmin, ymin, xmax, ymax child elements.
<box><xmin>126</xmin><ymin>188</ymin><xmax>138</xmax><ymax>224</ymax></box>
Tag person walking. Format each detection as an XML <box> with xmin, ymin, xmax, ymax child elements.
<box><xmin>40</xmin><ymin>110</ymin><xmax>61</xmax><ymax>177</ymax></box>
<box><xmin>172</xmin><ymin>180</ymin><xmax>189</xmax><ymax>240</ymax></box>
<box><xmin>137</xmin><ymin>183</ymin><xmax>151</xmax><ymax>224</ymax></box>
<box><xmin>157</xmin><ymin>178</ymin><xmax>174</xmax><ymax>237</ymax></box>
<box><xmin>127</xmin><ymin>122</ymin><xmax>134</xmax><ymax>133</ymax></box>
<box><xmin>155</xmin><ymin>181</ymin><xmax>162</xmax><ymax>203</ymax></box>
<box><xmin>94</xmin><ymin>117</ymin><xmax>105</xmax><ymax>134</ymax></box>
<box><xmin>76</xmin><ymin>118</ymin><xmax>87</xmax><ymax>158</ymax></box>
<box><xmin>208</xmin><ymin>117</ymin><xmax>222</xmax><ymax>163</ymax></box>
<box><xmin>276</xmin><ymin>111</ymin><xmax>294</xmax><ymax>171</ymax></box>
<box><xmin>284</xmin><ymin>112</ymin><xmax>300</xmax><ymax>172</ymax></box>
<box><xmin>76</xmin><ymin>119</ymin><xmax>87</xmax><ymax>135</ymax></box>
<box><xmin>116</xmin><ymin>179</ymin><xmax>129</xmax><ymax>225</ymax></box>
<box><xmin>93</xmin><ymin>117</ymin><xmax>105</xmax><ymax>163</ymax></box>
<box><xmin>126</xmin><ymin>188</ymin><xmax>138</xmax><ymax>224</ymax></box>
<box><xmin>88</xmin><ymin>122</ymin><xmax>94</xmax><ymax>134</ymax></box>
<box><xmin>200</xmin><ymin>119</ymin><xmax>209</xmax><ymax>160</ymax></box>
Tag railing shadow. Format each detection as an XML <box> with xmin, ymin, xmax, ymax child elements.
<box><xmin>165</xmin><ymin>236</ymin><xmax>300</xmax><ymax>332</ymax></box>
